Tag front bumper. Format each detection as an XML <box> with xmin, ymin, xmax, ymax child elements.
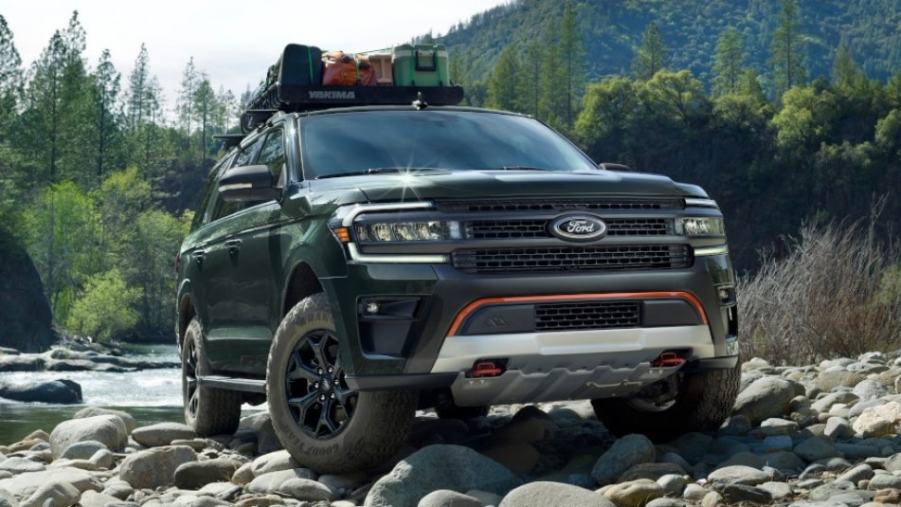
<box><xmin>329</xmin><ymin>251</ymin><xmax>738</xmax><ymax>395</ymax></box>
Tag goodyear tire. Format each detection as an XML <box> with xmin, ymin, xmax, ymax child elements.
<box><xmin>267</xmin><ymin>293</ymin><xmax>417</xmax><ymax>473</ymax></box>
<box><xmin>591</xmin><ymin>360</ymin><xmax>740</xmax><ymax>440</ymax></box>
<box><xmin>182</xmin><ymin>318</ymin><xmax>242</xmax><ymax>436</ymax></box>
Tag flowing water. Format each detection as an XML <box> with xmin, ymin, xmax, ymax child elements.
<box><xmin>0</xmin><ymin>344</ymin><xmax>187</xmax><ymax>444</ymax></box>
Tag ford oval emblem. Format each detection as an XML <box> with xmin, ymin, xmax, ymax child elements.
<box><xmin>550</xmin><ymin>214</ymin><xmax>607</xmax><ymax>242</ymax></box>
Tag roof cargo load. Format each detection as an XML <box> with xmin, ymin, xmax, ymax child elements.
<box><xmin>240</xmin><ymin>43</ymin><xmax>464</xmax><ymax>132</ymax></box>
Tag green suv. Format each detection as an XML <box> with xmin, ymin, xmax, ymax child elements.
<box><xmin>177</xmin><ymin>101</ymin><xmax>740</xmax><ymax>472</ymax></box>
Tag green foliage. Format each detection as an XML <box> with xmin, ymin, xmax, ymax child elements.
<box><xmin>486</xmin><ymin>47</ymin><xmax>520</xmax><ymax>110</ymax></box>
<box><xmin>712</xmin><ymin>27</ymin><xmax>745</xmax><ymax>97</ymax></box>
<box><xmin>632</xmin><ymin>22</ymin><xmax>667</xmax><ymax>81</ymax></box>
<box><xmin>770</xmin><ymin>0</ymin><xmax>807</xmax><ymax>96</ymax></box>
<box><xmin>66</xmin><ymin>269</ymin><xmax>141</xmax><ymax>342</ymax></box>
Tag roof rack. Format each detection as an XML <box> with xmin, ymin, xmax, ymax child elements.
<box><xmin>213</xmin><ymin>133</ymin><xmax>246</xmax><ymax>149</ymax></box>
<box><xmin>239</xmin><ymin>84</ymin><xmax>464</xmax><ymax>132</ymax></box>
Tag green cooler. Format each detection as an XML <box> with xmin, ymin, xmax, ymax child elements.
<box><xmin>393</xmin><ymin>44</ymin><xmax>450</xmax><ymax>86</ymax></box>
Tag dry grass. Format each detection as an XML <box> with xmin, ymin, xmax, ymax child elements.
<box><xmin>737</xmin><ymin>219</ymin><xmax>901</xmax><ymax>365</ymax></box>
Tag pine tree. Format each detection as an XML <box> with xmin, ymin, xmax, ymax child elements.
<box><xmin>192</xmin><ymin>77</ymin><xmax>216</xmax><ymax>160</ymax></box>
<box><xmin>832</xmin><ymin>41</ymin><xmax>865</xmax><ymax>90</ymax></box>
<box><xmin>558</xmin><ymin>2</ymin><xmax>585</xmax><ymax>127</ymax></box>
<box><xmin>177</xmin><ymin>57</ymin><xmax>198</xmax><ymax>133</ymax></box>
<box><xmin>126</xmin><ymin>44</ymin><xmax>150</xmax><ymax>130</ymax></box>
<box><xmin>92</xmin><ymin>49</ymin><xmax>120</xmax><ymax>182</ymax></box>
<box><xmin>486</xmin><ymin>46</ymin><xmax>520</xmax><ymax>111</ymax></box>
<box><xmin>632</xmin><ymin>22</ymin><xmax>667</xmax><ymax>80</ymax></box>
<box><xmin>738</xmin><ymin>68</ymin><xmax>767</xmax><ymax>103</ymax></box>
<box><xmin>23</xmin><ymin>31</ymin><xmax>67</xmax><ymax>183</ymax></box>
<box><xmin>539</xmin><ymin>33</ymin><xmax>567</xmax><ymax>127</ymax></box>
<box><xmin>517</xmin><ymin>41</ymin><xmax>542</xmax><ymax>117</ymax></box>
<box><xmin>0</xmin><ymin>14</ymin><xmax>22</xmax><ymax>136</ymax></box>
<box><xmin>770</xmin><ymin>0</ymin><xmax>806</xmax><ymax>96</ymax></box>
<box><xmin>713</xmin><ymin>27</ymin><xmax>745</xmax><ymax>96</ymax></box>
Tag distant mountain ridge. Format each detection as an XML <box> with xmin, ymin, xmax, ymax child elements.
<box><xmin>435</xmin><ymin>0</ymin><xmax>901</xmax><ymax>86</ymax></box>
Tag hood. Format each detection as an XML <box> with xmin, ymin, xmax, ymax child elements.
<box><xmin>308</xmin><ymin>169</ymin><xmax>700</xmax><ymax>204</ymax></box>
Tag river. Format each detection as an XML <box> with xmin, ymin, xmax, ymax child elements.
<box><xmin>1</xmin><ymin>344</ymin><xmax>192</xmax><ymax>444</ymax></box>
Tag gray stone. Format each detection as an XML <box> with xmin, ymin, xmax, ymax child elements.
<box><xmin>733</xmin><ymin>377</ymin><xmax>796</xmax><ymax>424</ymax></box>
<box><xmin>591</xmin><ymin>434</ymin><xmax>656</xmax><ymax>486</ymax></box>
<box><xmin>885</xmin><ymin>452</ymin><xmax>901</xmax><ymax>472</ymax></box>
<box><xmin>174</xmin><ymin>458</ymin><xmax>241</xmax><ymax>489</ymax></box>
<box><xmin>760</xmin><ymin>451</ymin><xmax>806</xmax><ymax>472</ymax></box>
<box><xmin>100</xmin><ymin>479</ymin><xmax>133</xmax><ymax>500</ymax></box>
<box><xmin>656</xmin><ymin>474</ymin><xmax>688</xmax><ymax>496</ymax></box>
<box><xmin>866</xmin><ymin>472</ymin><xmax>901</xmax><ymax>489</ymax></box>
<box><xmin>273</xmin><ymin>477</ymin><xmax>333</xmax><ymax>501</ymax></box>
<box><xmin>418</xmin><ymin>490</ymin><xmax>483</xmax><ymax>507</ymax></box>
<box><xmin>72</xmin><ymin>407</ymin><xmax>137</xmax><ymax>433</ymax></box>
<box><xmin>20</xmin><ymin>481</ymin><xmax>79</xmax><ymax>507</ymax></box>
<box><xmin>79</xmin><ymin>490</ymin><xmax>123</xmax><ymax>507</ymax></box>
<box><xmin>707</xmin><ymin>465</ymin><xmax>769</xmax><ymax>486</ymax></box>
<box><xmin>617</xmin><ymin>462</ymin><xmax>685</xmax><ymax>482</ymax></box>
<box><xmin>0</xmin><ymin>379</ymin><xmax>82</xmax><ymax>404</ymax></box>
<box><xmin>231</xmin><ymin>462</ymin><xmax>254</xmax><ymax>485</ymax></box>
<box><xmin>808</xmin><ymin>480</ymin><xmax>857</xmax><ymax>501</ymax></box>
<box><xmin>250</xmin><ymin>450</ymin><xmax>298</xmax><ymax>476</ymax></box>
<box><xmin>197</xmin><ymin>481</ymin><xmax>242</xmax><ymax>501</ymax></box>
<box><xmin>759</xmin><ymin>435</ymin><xmax>793</xmax><ymax>452</ymax></box>
<box><xmin>465</xmin><ymin>490</ymin><xmax>503</xmax><ymax>507</ymax></box>
<box><xmin>853</xmin><ymin>401</ymin><xmax>901</xmax><ymax>437</ymax></box>
<box><xmin>825</xmin><ymin>417</ymin><xmax>854</xmax><ymax>440</ymax></box>
<box><xmin>758</xmin><ymin>481</ymin><xmax>792</xmax><ymax>500</ymax></box>
<box><xmin>683</xmin><ymin>484</ymin><xmax>707</xmax><ymax>501</ymax></box>
<box><xmin>853</xmin><ymin>379</ymin><xmax>888</xmax><ymax>400</ymax></box>
<box><xmin>646</xmin><ymin>499</ymin><xmax>689</xmax><ymax>507</ymax></box>
<box><xmin>0</xmin><ymin>467</ymin><xmax>99</xmax><ymax>500</ymax></box>
<box><xmin>365</xmin><ymin>445</ymin><xmax>521</xmax><ymax>507</ymax></box>
<box><xmin>89</xmin><ymin>448</ymin><xmax>113</xmax><ymax>469</ymax></box>
<box><xmin>816</xmin><ymin>368</ymin><xmax>866</xmax><ymax>391</ymax></box>
<box><xmin>794</xmin><ymin>437</ymin><xmax>840</xmax><ymax>462</ymax></box>
<box><xmin>317</xmin><ymin>472</ymin><xmax>368</xmax><ymax>496</ymax></box>
<box><xmin>602</xmin><ymin>479</ymin><xmax>664</xmax><ymax>507</ymax></box>
<box><xmin>131</xmin><ymin>422</ymin><xmax>197</xmax><ymax>447</ymax></box>
<box><xmin>837</xmin><ymin>463</ymin><xmax>874</xmax><ymax>483</ymax></box>
<box><xmin>246</xmin><ymin>468</ymin><xmax>317</xmax><ymax>495</ymax></box>
<box><xmin>0</xmin><ymin>457</ymin><xmax>43</xmax><ymax>474</ymax></box>
<box><xmin>118</xmin><ymin>445</ymin><xmax>197</xmax><ymax>489</ymax></box>
<box><xmin>718</xmin><ymin>415</ymin><xmax>751</xmax><ymax>436</ymax></box>
<box><xmin>499</xmin><ymin>482</ymin><xmax>613</xmax><ymax>507</ymax></box>
<box><xmin>59</xmin><ymin>440</ymin><xmax>107</xmax><ymax>461</ymax></box>
<box><xmin>759</xmin><ymin>418</ymin><xmax>799</xmax><ymax>436</ymax></box>
<box><xmin>811</xmin><ymin>391</ymin><xmax>858</xmax><ymax>413</ymax></box>
<box><xmin>701</xmin><ymin>491</ymin><xmax>722</xmax><ymax>507</ymax></box>
<box><xmin>671</xmin><ymin>433</ymin><xmax>713</xmax><ymax>464</ymax></box>
<box><xmin>717</xmin><ymin>451</ymin><xmax>764</xmax><ymax>469</ymax></box>
<box><xmin>721</xmin><ymin>484</ymin><xmax>771</xmax><ymax>504</ymax></box>
<box><xmin>49</xmin><ymin>415</ymin><xmax>127</xmax><ymax>458</ymax></box>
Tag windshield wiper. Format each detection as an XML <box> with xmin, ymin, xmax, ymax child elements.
<box><xmin>316</xmin><ymin>167</ymin><xmax>448</xmax><ymax>179</ymax></box>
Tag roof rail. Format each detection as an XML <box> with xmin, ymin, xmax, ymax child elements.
<box><xmin>213</xmin><ymin>133</ymin><xmax>246</xmax><ymax>149</ymax></box>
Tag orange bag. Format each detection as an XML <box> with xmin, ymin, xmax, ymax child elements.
<box><xmin>322</xmin><ymin>51</ymin><xmax>357</xmax><ymax>86</ymax></box>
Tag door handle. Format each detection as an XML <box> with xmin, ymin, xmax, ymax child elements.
<box><xmin>192</xmin><ymin>250</ymin><xmax>206</xmax><ymax>265</ymax></box>
<box><xmin>224</xmin><ymin>238</ymin><xmax>242</xmax><ymax>254</ymax></box>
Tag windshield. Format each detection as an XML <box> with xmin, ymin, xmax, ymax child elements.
<box><xmin>299</xmin><ymin>110</ymin><xmax>598</xmax><ymax>179</ymax></box>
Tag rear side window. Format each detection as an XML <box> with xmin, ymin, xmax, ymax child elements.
<box><xmin>210</xmin><ymin>131</ymin><xmax>272</xmax><ymax>221</ymax></box>
<box><xmin>193</xmin><ymin>152</ymin><xmax>235</xmax><ymax>229</ymax></box>
<box><xmin>257</xmin><ymin>129</ymin><xmax>286</xmax><ymax>187</ymax></box>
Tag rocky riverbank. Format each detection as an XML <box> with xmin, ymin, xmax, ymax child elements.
<box><xmin>0</xmin><ymin>342</ymin><xmax>178</xmax><ymax>374</ymax></box>
<box><xmin>1</xmin><ymin>352</ymin><xmax>900</xmax><ymax>507</ymax></box>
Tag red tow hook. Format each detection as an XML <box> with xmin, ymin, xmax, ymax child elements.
<box><xmin>468</xmin><ymin>360</ymin><xmax>505</xmax><ymax>378</ymax></box>
<box><xmin>652</xmin><ymin>352</ymin><xmax>686</xmax><ymax>368</ymax></box>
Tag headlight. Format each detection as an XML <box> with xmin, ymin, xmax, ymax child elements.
<box><xmin>676</xmin><ymin>217</ymin><xmax>725</xmax><ymax>237</ymax></box>
<box><xmin>354</xmin><ymin>221</ymin><xmax>461</xmax><ymax>242</ymax></box>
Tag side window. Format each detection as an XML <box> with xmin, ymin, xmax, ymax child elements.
<box><xmin>195</xmin><ymin>152</ymin><xmax>235</xmax><ymax>228</ymax></box>
<box><xmin>211</xmin><ymin>135</ymin><xmax>266</xmax><ymax>221</ymax></box>
<box><xmin>258</xmin><ymin>129</ymin><xmax>286</xmax><ymax>187</ymax></box>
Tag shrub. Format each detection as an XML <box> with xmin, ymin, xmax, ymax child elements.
<box><xmin>65</xmin><ymin>269</ymin><xmax>142</xmax><ymax>342</ymax></box>
<box><xmin>738</xmin><ymin>220</ymin><xmax>901</xmax><ymax>364</ymax></box>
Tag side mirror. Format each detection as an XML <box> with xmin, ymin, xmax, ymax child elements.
<box><xmin>218</xmin><ymin>165</ymin><xmax>281</xmax><ymax>202</ymax></box>
<box><xmin>598</xmin><ymin>162</ymin><xmax>633</xmax><ymax>172</ymax></box>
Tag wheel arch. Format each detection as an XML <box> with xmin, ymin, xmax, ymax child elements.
<box><xmin>282</xmin><ymin>261</ymin><xmax>325</xmax><ymax>317</ymax></box>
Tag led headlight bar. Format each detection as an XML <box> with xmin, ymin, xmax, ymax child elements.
<box><xmin>354</xmin><ymin>220</ymin><xmax>462</xmax><ymax>242</ymax></box>
<box><xmin>676</xmin><ymin>217</ymin><xmax>725</xmax><ymax>237</ymax></box>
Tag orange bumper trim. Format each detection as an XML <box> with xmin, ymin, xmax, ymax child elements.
<box><xmin>447</xmin><ymin>291</ymin><xmax>709</xmax><ymax>336</ymax></box>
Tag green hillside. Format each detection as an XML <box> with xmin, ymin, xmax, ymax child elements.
<box><xmin>438</xmin><ymin>0</ymin><xmax>901</xmax><ymax>86</ymax></box>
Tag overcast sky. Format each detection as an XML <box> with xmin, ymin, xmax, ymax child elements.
<box><xmin>2</xmin><ymin>0</ymin><xmax>508</xmax><ymax>108</ymax></box>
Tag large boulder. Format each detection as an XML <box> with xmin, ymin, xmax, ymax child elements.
<box><xmin>174</xmin><ymin>458</ymin><xmax>242</xmax><ymax>489</ymax></box>
<box><xmin>19</xmin><ymin>481</ymin><xmax>80</xmax><ymax>507</ymax></box>
<box><xmin>72</xmin><ymin>407</ymin><xmax>137</xmax><ymax>433</ymax></box>
<box><xmin>364</xmin><ymin>445</ymin><xmax>521</xmax><ymax>507</ymax></box>
<box><xmin>591</xmin><ymin>434</ymin><xmax>656</xmax><ymax>486</ymax></box>
<box><xmin>0</xmin><ymin>230</ymin><xmax>55</xmax><ymax>352</ymax></box>
<box><xmin>50</xmin><ymin>415</ymin><xmax>127</xmax><ymax>458</ymax></box>
<box><xmin>500</xmin><ymin>482</ymin><xmax>614</xmax><ymax>507</ymax></box>
<box><xmin>732</xmin><ymin>377</ymin><xmax>796</xmax><ymax>424</ymax></box>
<box><xmin>852</xmin><ymin>401</ymin><xmax>901</xmax><ymax>437</ymax></box>
<box><xmin>0</xmin><ymin>379</ymin><xmax>81</xmax><ymax>404</ymax></box>
<box><xmin>118</xmin><ymin>445</ymin><xmax>197</xmax><ymax>489</ymax></box>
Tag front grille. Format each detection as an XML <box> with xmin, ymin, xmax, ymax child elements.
<box><xmin>439</xmin><ymin>198</ymin><xmax>683</xmax><ymax>213</ymax></box>
<box><xmin>535</xmin><ymin>301</ymin><xmax>641</xmax><ymax>331</ymax></box>
<box><xmin>452</xmin><ymin>245</ymin><xmax>692</xmax><ymax>273</ymax></box>
<box><xmin>464</xmin><ymin>218</ymin><xmax>671</xmax><ymax>239</ymax></box>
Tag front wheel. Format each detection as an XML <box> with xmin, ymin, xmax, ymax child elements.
<box><xmin>266</xmin><ymin>293</ymin><xmax>417</xmax><ymax>473</ymax></box>
<box><xmin>591</xmin><ymin>361</ymin><xmax>740</xmax><ymax>440</ymax></box>
<box><xmin>182</xmin><ymin>318</ymin><xmax>242</xmax><ymax>436</ymax></box>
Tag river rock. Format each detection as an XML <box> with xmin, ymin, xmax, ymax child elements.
<box><xmin>793</xmin><ymin>437</ymin><xmax>839</xmax><ymax>462</ymax></box>
<box><xmin>617</xmin><ymin>462</ymin><xmax>686</xmax><ymax>482</ymax></box>
<box><xmin>246</xmin><ymin>468</ymin><xmax>317</xmax><ymax>494</ymax></box>
<box><xmin>824</xmin><ymin>417</ymin><xmax>854</xmax><ymax>440</ymax></box>
<box><xmin>250</xmin><ymin>450</ymin><xmax>298</xmax><ymax>476</ymax></box>
<box><xmin>0</xmin><ymin>467</ymin><xmax>99</xmax><ymax>500</ymax></box>
<box><xmin>867</xmin><ymin>473</ymin><xmax>901</xmax><ymax>489</ymax></box>
<box><xmin>119</xmin><ymin>445</ymin><xmax>197</xmax><ymax>489</ymax></box>
<box><xmin>131</xmin><ymin>422</ymin><xmax>197</xmax><ymax>447</ymax></box>
<box><xmin>0</xmin><ymin>379</ymin><xmax>82</xmax><ymax>404</ymax></box>
<box><xmin>50</xmin><ymin>415</ymin><xmax>127</xmax><ymax>458</ymax></box>
<box><xmin>603</xmin><ymin>479</ymin><xmax>664</xmax><ymax>507</ymax></box>
<box><xmin>482</xmin><ymin>442</ymin><xmax>540</xmax><ymax>474</ymax></box>
<box><xmin>19</xmin><ymin>481</ymin><xmax>79</xmax><ymax>507</ymax></box>
<box><xmin>852</xmin><ymin>402</ymin><xmax>901</xmax><ymax>437</ymax></box>
<box><xmin>365</xmin><ymin>445</ymin><xmax>521</xmax><ymax>507</ymax></box>
<box><xmin>816</xmin><ymin>369</ymin><xmax>866</xmax><ymax>391</ymax></box>
<box><xmin>100</xmin><ymin>479</ymin><xmax>133</xmax><ymax>500</ymax></box>
<box><xmin>707</xmin><ymin>465</ymin><xmax>769</xmax><ymax>486</ymax></box>
<box><xmin>59</xmin><ymin>440</ymin><xmax>108</xmax><ymax>461</ymax></box>
<box><xmin>79</xmin><ymin>490</ymin><xmax>122</xmax><ymax>507</ymax></box>
<box><xmin>500</xmin><ymin>482</ymin><xmax>613</xmax><ymax>507</ymax></box>
<box><xmin>721</xmin><ymin>484</ymin><xmax>771</xmax><ymax>504</ymax></box>
<box><xmin>733</xmin><ymin>377</ymin><xmax>796</xmax><ymax>424</ymax></box>
<box><xmin>72</xmin><ymin>407</ymin><xmax>137</xmax><ymax>433</ymax></box>
<box><xmin>174</xmin><ymin>458</ymin><xmax>241</xmax><ymax>489</ymax></box>
<box><xmin>758</xmin><ymin>481</ymin><xmax>792</xmax><ymax>500</ymax></box>
<box><xmin>591</xmin><ymin>434</ymin><xmax>656</xmax><ymax>486</ymax></box>
<box><xmin>418</xmin><ymin>489</ymin><xmax>483</xmax><ymax>507</ymax></box>
<box><xmin>0</xmin><ymin>457</ymin><xmax>44</xmax><ymax>474</ymax></box>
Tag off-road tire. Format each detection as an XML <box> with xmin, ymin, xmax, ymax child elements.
<box><xmin>267</xmin><ymin>293</ymin><xmax>417</xmax><ymax>473</ymax></box>
<box><xmin>182</xmin><ymin>318</ymin><xmax>242</xmax><ymax>436</ymax></box>
<box><xmin>591</xmin><ymin>360</ymin><xmax>740</xmax><ymax>440</ymax></box>
<box><xmin>435</xmin><ymin>404</ymin><xmax>490</xmax><ymax>420</ymax></box>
